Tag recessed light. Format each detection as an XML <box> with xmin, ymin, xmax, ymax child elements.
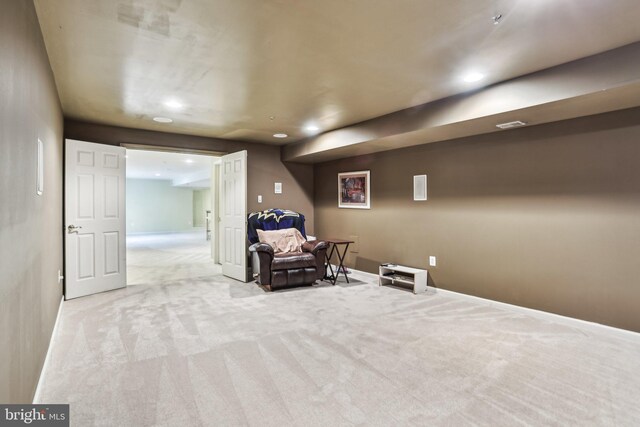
<box><xmin>273</xmin><ymin>133</ymin><xmax>288</xmax><ymax>138</ymax></box>
<box><xmin>153</xmin><ymin>117</ymin><xmax>173</xmax><ymax>123</ymax></box>
<box><xmin>155</xmin><ymin>173</ymin><xmax>161</xmax><ymax>177</ymax></box>
<box><xmin>462</xmin><ymin>72</ymin><xmax>485</xmax><ymax>83</ymax></box>
<box><xmin>163</xmin><ymin>99</ymin><xmax>183</xmax><ymax>110</ymax></box>
<box><xmin>185</xmin><ymin>159</ymin><xmax>194</xmax><ymax>164</ymax></box>
<box><xmin>304</xmin><ymin>125</ymin><xmax>320</xmax><ymax>133</ymax></box>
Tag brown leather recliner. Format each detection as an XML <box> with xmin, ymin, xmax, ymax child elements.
<box><xmin>249</xmin><ymin>240</ymin><xmax>328</xmax><ymax>291</ymax></box>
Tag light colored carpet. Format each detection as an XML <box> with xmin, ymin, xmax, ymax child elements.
<box><xmin>126</xmin><ymin>230</ymin><xmax>217</xmax><ymax>285</ymax></box>
<box><xmin>37</xmin><ymin>232</ymin><xmax>640</xmax><ymax>426</ymax></box>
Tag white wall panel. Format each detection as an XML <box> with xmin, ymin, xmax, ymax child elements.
<box><xmin>77</xmin><ymin>174</ymin><xmax>94</xmax><ymax>219</ymax></box>
<box><xmin>77</xmin><ymin>150</ymin><xmax>94</xmax><ymax>166</ymax></box>
<box><xmin>77</xmin><ymin>233</ymin><xmax>95</xmax><ymax>280</ymax></box>
<box><xmin>104</xmin><ymin>232</ymin><xmax>119</xmax><ymax>275</ymax></box>
<box><xmin>103</xmin><ymin>153</ymin><xmax>118</xmax><ymax>169</ymax></box>
<box><xmin>104</xmin><ymin>175</ymin><xmax>119</xmax><ymax>218</ymax></box>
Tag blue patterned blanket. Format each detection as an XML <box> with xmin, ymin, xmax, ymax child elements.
<box><xmin>247</xmin><ymin>209</ymin><xmax>306</xmax><ymax>244</ymax></box>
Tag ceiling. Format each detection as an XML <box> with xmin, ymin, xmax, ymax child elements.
<box><xmin>34</xmin><ymin>0</ymin><xmax>640</xmax><ymax>145</ymax></box>
<box><xmin>126</xmin><ymin>149</ymin><xmax>214</xmax><ymax>187</ymax></box>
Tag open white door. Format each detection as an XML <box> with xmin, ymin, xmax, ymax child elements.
<box><xmin>220</xmin><ymin>150</ymin><xmax>248</xmax><ymax>281</ymax></box>
<box><xmin>65</xmin><ymin>139</ymin><xmax>126</xmax><ymax>299</ymax></box>
<box><xmin>211</xmin><ymin>161</ymin><xmax>221</xmax><ymax>264</ymax></box>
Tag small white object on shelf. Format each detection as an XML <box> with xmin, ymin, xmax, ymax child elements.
<box><xmin>379</xmin><ymin>264</ymin><xmax>428</xmax><ymax>294</ymax></box>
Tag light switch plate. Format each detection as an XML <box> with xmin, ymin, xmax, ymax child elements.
<box><xmin>274</xmin><ymin>182</ymin><xmax>282</xmax><ymax>194</ymax></box>
<box><xmin>258</xmin><ymin>195</ymin><xmax>262</xmax><ymax>203</ymax></box>
<box><xmin>429</xmin><ymin>256</ymin><xmax>437</xmax><ymax>267</ymax></box>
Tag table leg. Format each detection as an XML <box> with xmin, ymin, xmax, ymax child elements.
<box><xmin>335</xmin><ymin>243</ymin><xmax>350</xmax><ymax>284</ymax></box>
<box><xmin>324</xmin><ymin>243</ymin><xmax>337</xmax><ymax>284</ymax></box>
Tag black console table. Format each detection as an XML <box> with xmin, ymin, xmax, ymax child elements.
<box><xmin>322</xmin><ymin>238</ymin><xmax>354</xmax><ymax>285</ymax></box>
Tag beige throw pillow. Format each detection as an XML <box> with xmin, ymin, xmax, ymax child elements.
<box><xmin>257</xmin><ymin>228</ymin><xmax>306</xmax><ymax>254</ymax></box>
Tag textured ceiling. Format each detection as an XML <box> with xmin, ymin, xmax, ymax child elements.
<box><xmin>35</xmin><ymin>0</ymin><xmax>640</xmax><ymax>144</ymax></box>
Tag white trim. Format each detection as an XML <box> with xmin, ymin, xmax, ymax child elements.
<box><xmin>33</xmin><ymin>296</ymin><xmax>64</xmax><ymax>404</ymax></box>
<box><xmin>350</xmin><ymin>268</ymin><xmax>640</xmax><ymax>342</ymax></box>
<box><xmin>434</xmin><ymin>287</ymin><xmax>640</xmax><ymax>342</ymax></box>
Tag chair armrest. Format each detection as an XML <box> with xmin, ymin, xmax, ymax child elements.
<box><xmin>249</xmin><ymin>243</ymin><xmax>274</xmax><ymax>286</ymax></box>
<box><xmin>249</xmin><ymin>243</ymin><xmax>274</xmax><ymax>257</ymax></box>
<box><xmin>302</xmin><ymin>240</ymin><xmax>328</xmax><ymax>255</ymax></box>
<box><xmin>303</xmin><ymin>240</ymin><xmax>329</xmax><ymax>280</ymax></box>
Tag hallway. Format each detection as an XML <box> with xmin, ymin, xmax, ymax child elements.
<box><xmin>126</xmin><ymin>231</ymin><xmax>219</xmax><ymax>285</ymax></box>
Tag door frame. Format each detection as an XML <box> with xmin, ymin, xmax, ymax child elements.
<box><xmin>63</xmin><ymin>141</ymin><xmax>231</xmax><ymax>299</ymax></box>
<box><xmin>122</xmin><ymin>144</ymin><xmax>224</xmax><ymax>257</ymax></box>
<box><xmin>211</xmin><ymin>161</ymin><xmax>222</xmax><ymax>264</ymax></box>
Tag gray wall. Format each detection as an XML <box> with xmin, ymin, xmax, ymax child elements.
<box><xmin>0</xmin><ymin>0</ymin><xmax>64</xmax><ymax>403</ymax></box>
<box><xmin>314</xmin><ymin>107</ymin><xmax>640</xmax><ymax>333</ymax></box>
<box><xmin>126</xmin><ymin>179</ymin><xmax>195</xmax><ymax>233</ymax></box>
<box><xmin>193</xmin><ymin>188</ymin><xmax>211</xmax><ymax>228</ymax></box>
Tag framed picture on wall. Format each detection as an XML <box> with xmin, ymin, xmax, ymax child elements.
<box><xmin>338</xmin><ymin>170</ymin><xmax>370</xmax><ymax>209</ymax></box>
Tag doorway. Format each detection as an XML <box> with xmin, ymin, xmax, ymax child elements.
<box><xmin>64</xmin><ymin>139</ymin><xmax>247</xmax><ymax>299</ymax></box>
<box><xmin>124</xmin><ymin>148</ymin><xmax>221</xmax><ymax>285</ymax></box>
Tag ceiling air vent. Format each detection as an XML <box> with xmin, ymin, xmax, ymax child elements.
<box><xmin>496</xmin><ymin>120</ymin><xmax>527</xmax><ymax>129</ymax></box>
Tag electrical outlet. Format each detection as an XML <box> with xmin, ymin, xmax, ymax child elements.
<box><xmin>429</xmin><ymin>256</ymin><xmax>437</xmax><ymax>267</ymax></box>
<box><xmin>257</xmin><ymin>195</ymin><xmax>262</xmax><ymax>203</ymax></box>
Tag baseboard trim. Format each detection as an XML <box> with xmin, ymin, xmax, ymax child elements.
<box><xmin>32</xmin><ymin>296</ymin><xmax>64</xmax><ymax>404</ymax></box>
<box><xmin>351</xmin><ymin>268</ymin><xmax>640</xmax><ymax>342</ymax></box>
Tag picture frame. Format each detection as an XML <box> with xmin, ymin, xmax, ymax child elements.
<box><xmin>338</xmin><ymin>170</ymin><xmax>370</xmax><ymax>209</ymax></box>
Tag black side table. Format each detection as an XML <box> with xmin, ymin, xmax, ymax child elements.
<box><xmin>322</xmin><ymin>238</ymin><xmax>354</xmax><ymax>285</ymax></box>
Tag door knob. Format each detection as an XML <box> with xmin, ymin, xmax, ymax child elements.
<box><xmin>67</xmin><ymin>225</ymin><xmax>82</xmax><ymax>233</ymax></box>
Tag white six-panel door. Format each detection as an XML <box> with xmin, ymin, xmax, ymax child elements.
<box><xmin>65</xmin><ymin>139</ymin><xmax>126</xmax><ymax>299</ymax></box>
<box><xmin>220</xmin><ymin>150</ymin><xmax>248</xmax><ymax>282</ymax></box>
